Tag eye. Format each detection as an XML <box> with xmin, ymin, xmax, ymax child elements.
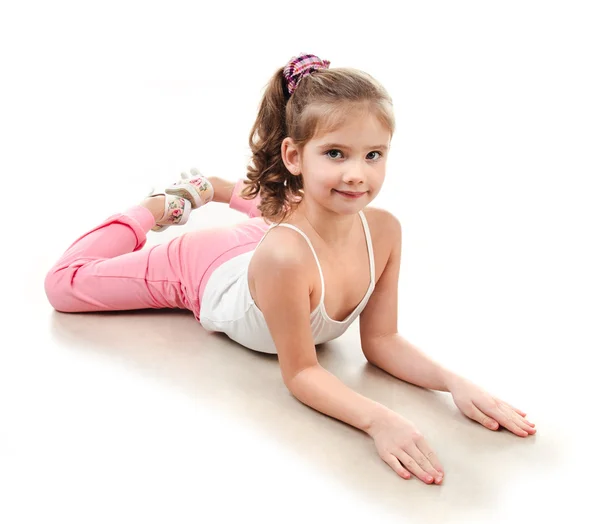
<box><xmin>366</xmin><ymin>151</ymin><xmax>383</xmax><ymax>160</ymax></box>
<box><xmin>325</xmin><ymin>149</ymin><xmax>343</xmax><ymax>159</ymax></box>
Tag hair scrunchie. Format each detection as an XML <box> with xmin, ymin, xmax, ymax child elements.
<box><xmin>283</xmin><ymin>53</ymin><xmax>331</xmax><ymax>96</ymax></box>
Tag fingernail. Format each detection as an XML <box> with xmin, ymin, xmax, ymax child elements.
<box><xmin>426</xmin><ymin>476</ymin><xmax>433</xmax><ymax>482</ymax></box>
<box><xmin>436</xmin><ymin>476</ymin><xmax>443</xmax><ymax>483</ymax></box>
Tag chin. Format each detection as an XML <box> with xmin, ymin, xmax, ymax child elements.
<box><xmin>333</xmin><ymin>197</ymin><xmax>371</xmax><ymax>215</ymax></box>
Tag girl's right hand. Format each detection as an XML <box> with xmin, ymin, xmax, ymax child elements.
<box><xmin>368</xmin><ymin>412</ymin><xmax>445</xmax><ymax>484</ymax></box>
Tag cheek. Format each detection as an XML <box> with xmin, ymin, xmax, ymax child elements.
<box><xmin>305</xmin><ymin>159</ymin><xmax>337</xmax><ymax>184</ymax></box>
<box><xmin>306</xmin><ymin>156</ymin><xmax>329</xmax><ymax>173</ymax></box>
<box><xmin>373</xmin><ymin>162</ymin><xmax>387</xmax><ymax>180</ymax></box>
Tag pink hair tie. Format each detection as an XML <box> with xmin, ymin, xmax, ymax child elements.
<box><xmin>283</xmin><ymin>53</ymin><xmax>331</xmax><ymax>96</ymax></box>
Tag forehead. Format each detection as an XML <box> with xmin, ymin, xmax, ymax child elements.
<box><xmin>311</xmin><ymin>110</ymin><xmax>390</xmax><ymax>148</ymax></box>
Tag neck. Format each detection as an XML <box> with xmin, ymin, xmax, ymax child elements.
<box><xmin>290</xmin><ymin>200</ymin><xmax>359</xmax><ymax>248</ymax></box>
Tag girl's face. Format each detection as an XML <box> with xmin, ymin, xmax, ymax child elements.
<box><xmin>296</xmin><ymin>111</ymin><xmax>391</xmax><ymax>214</ymax></box>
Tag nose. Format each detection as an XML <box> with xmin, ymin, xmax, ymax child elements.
<box><xmin>342</xmin><ymin>160</ymin><xmax>367</xmax><ymax>185</ymax></box>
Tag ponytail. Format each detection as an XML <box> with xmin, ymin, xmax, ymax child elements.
<box><xmin>241</xmin><ymin>67</ymin><xmax>303</xmax><ymax>224</ymax></box>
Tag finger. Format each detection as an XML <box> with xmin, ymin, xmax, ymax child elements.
<box><xmin>496</xmin><ymin>400</ymin><xmax>535</xmax><ymax>427</ymax></box>
<box><xmin>382</xmin><ymin>453</ymin><xmax>411</xmax><ymax>480</ymax></box>
<box><xmin>505</xmin><ymin>420</ymin><xmax>530</xmax><ymax>437</ymax></box>
<box><xmin>414</xmin><ymin>438</ymin><xmax>445</xmax><ymax>476</ymax></box>
<box><xmin>499</xmin><ymin>405</ymin><xmax>536</xmax><ymax>432</ymax></box>
<box><xmin>395</xmin><ymin>449</ymin><xmax>435</xmax><ymax>484</ymax></box>
<box><xmin>466</xmin><ymin>403</ymin><xmax>500</xmax><ymax>430</ymax></box>
<box><xmin>481</xmin><ymin>403</ymin><xmax>529</xmax><ymax>437</ymax></box>
<box><xmin>516</xmin><ymin>419</ymin><xmax>536</xmax><ymax>434</ymax></box>
<box><xmin>515</xmin><ymin>414</ymin><xmax>535</xmax><ymax>427</ymax></box>
<box><xmin>504</xmin><ymin>408</ymin><xmax>537</xmax><ymax>435</ymax></box>
<box><xmin>409</xmin><ymin>443</ymin><xmax>444</xmax><ymax>484</ymax></box>
<box><xmin>495</xmin><ymin>403</ymin><xmax>537</xmax><ymax>436</ymax></box>
<box><xmin>504</xmin><ymin>401</ymin><xmax>527</xmax><ymax>417</ymax></box>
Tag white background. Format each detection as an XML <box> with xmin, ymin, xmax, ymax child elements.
<box><xmin>1</xmin><ymin>1</ymin><xmax>598</xmax><ymax>523</ymax></box>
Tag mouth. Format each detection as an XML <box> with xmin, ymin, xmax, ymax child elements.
<box><xmin>334</xmin><ymin>189</ymin><xmax>367</xmax><ymax>199</ymax></box>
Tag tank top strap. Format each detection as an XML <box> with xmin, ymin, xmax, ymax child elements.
<box><xmin>357</xmin><ymin>210</ymin><xmax>375</xmax><ymax>288</ymax></box>
<box><xmin>253</xmin><ymin>223</ymin><xmax>277</xmax><ymax>250</ymax></box>
<box><xmin>271</xmin><ymin>224</ymin><xmax>326</xmax><ymax>305</ymax></box>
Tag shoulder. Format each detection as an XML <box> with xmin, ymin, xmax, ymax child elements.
<box><xmin>249</xmin><ymin>225</ymin><xmax>316</xmax><ymax>296</ymax></box>
<box><xmin>363</xmin><ymin>205</ymin><xmax>401</xmax><ymax>227</ymax></box>
<box><xmin>362</xmin><ymin>206</ymin><xmax>402</xmax><ymax>252</ymax></box>
<box><xmin>252</xmin><ymin>225</ymin><xmax>314</xmax><ymax>269</ymax></box>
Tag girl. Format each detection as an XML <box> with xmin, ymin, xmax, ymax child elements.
<box><xmin>45</xmin><ymin>53</ymin><xmax>536</xmax><ymax>486</ymax></box>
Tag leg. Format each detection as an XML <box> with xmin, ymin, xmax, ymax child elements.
<box><xmin>45</xmin><ymin>171</ymin><xmax>215</xmax><ymax>313</ymax></box>
<box><xmin>45</xmin><ymin>196</ymin><xmax>271</xmax><ymax>317</ymax></box>
<box><xmin>45</xmin><ymin>203</ymin><xmax>192</xmax><ymax>313</ymax></box>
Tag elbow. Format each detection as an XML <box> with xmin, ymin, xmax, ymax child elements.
<box><xmin>283</xmin><ymin>363</ymin><xmax>321</xmax><ymax>396</ymax></box>
<box><xmin>362</xmin><ymin>348</ymin><xmax>391</xmax><ymax>373</ymax></box>
<box><xmin>361</xmin><ymin>333</ymin><xmax>398</xmax><ymax>366</ymax></box>
<box><xmin>363</xmin><ymin>353</ymin><xmax>381</xmax><ymax>369</ymax></box>
<box><xmin>361</xmin><ymin>345</ymin><xmax>380</xmax><ymax>366</ymax></box>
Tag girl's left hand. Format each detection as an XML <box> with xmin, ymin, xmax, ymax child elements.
<box><xmin>447</xmin><ymin>376</ymin><xmax>537</xmax><ymax>437</ymax></box>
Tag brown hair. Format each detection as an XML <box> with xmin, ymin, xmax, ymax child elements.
<box><xmin>240</xmin><ymin>65</ymin><xmax>395</xmax><ymax>223</ymax></box>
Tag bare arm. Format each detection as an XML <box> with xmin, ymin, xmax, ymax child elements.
<box><xmin>287</xmin><ymin>364</ymin><xmax>393</xmax><ymax>435</ymax></box>
<box><xmin>363</xmin><ymin>333</ymin><xmax>462</xmax><ymax>392</ymax></box>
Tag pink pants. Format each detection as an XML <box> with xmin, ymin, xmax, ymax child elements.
<box><xmin>44</xmin><ymin>179</ymin><xmax>268</xmax><ymax>321</ymax></box>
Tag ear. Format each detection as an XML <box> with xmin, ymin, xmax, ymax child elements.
<box><xmin>281</xmin><ymin>137</ymin><xmax>302</xmax><ymax>176</ymax></box>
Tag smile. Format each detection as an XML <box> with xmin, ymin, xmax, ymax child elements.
<box><xmin>334</xmin><ymin>190</ymin><xmax>366</xmax><ymax>199</ymax></box>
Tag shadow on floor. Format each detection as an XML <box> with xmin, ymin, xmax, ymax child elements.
<box><xmin>47</xmin><ymin>307</ymin><xmax>556</xmax><ymax>522</ymax></box>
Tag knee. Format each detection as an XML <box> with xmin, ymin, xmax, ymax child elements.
<box><xmin>44</xmin><ymin>267</ymin><xmax>79</xmax><ymax>313</ymax></box>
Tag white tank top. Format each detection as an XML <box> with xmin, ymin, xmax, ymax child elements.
<box><xmin>199</xmin><ymin>210</ymin><xmax>375</xmax><ymax>354</ymax></box>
